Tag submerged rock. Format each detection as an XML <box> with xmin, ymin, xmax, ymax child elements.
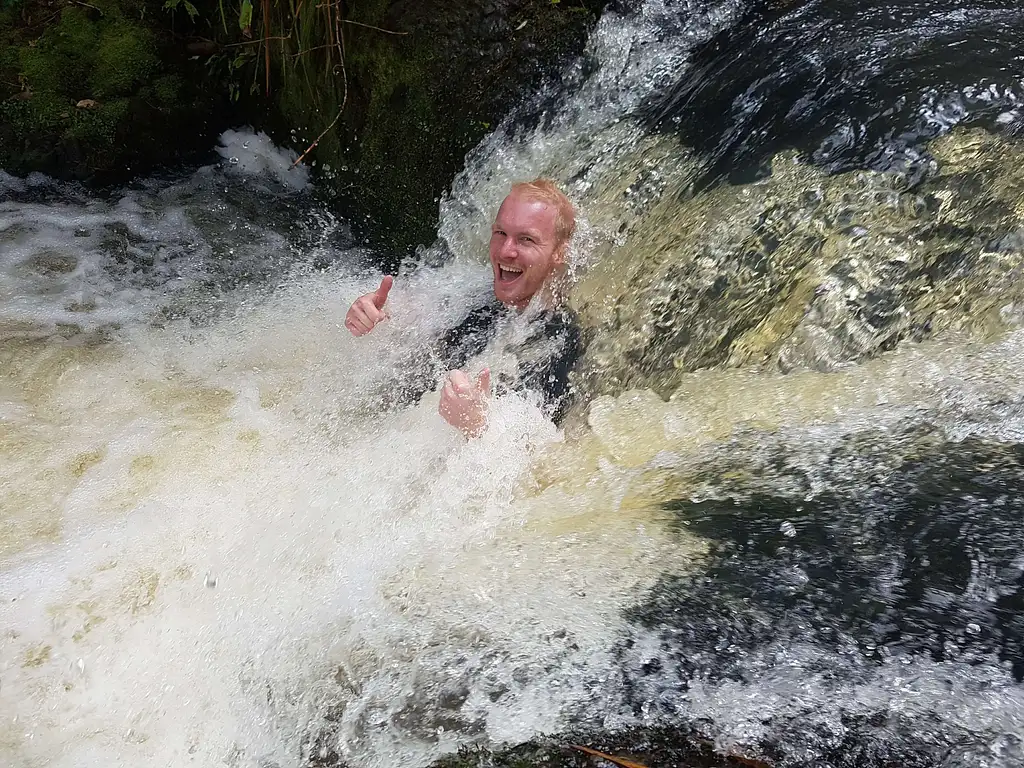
<box><xmin>573</xmin><ymin>129</ymin><xmax>1024</xmax><ymax>398</ymax></box>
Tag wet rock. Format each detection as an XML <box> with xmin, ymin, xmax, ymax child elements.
<box><xmin>259</xmin><ymin>0</ymin><xmax>606</xmax><ymax>260</ymax></box>
<box><xmin>0</xmin><ymin>0</ymin><xmax>230</xmax><ymax>182</ymax></box>
<box><xmin>20</xmin><ymin>251</ymin><xmax>78</xmax><ymax>276</ymax></box>
<box><xmin>426</xmin><ymin>727</ymin><xmax>741</xmax><ymax>768</ymax></box>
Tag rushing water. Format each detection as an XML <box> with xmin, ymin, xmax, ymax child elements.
<box><xmin>4</xmin><ymin>1</ymin><xmax>1024</xmax><ymax>767</ymax></box>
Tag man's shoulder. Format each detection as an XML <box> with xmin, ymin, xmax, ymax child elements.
<box><xmin>531</xmin><ymin>305</ymin><xmax>584</xmax><ymax>348</ymax></box>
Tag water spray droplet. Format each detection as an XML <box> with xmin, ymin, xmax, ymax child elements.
<box><xmin>204</xmin><ymin>572</ymin><xmax>217</xmax><ymax>588</ymax></box>
<box><xmin>780</xmin><ymin>521</ymin><xmax>797</xmax><ymax>538</ymax></box>
<box><xmin>229</xmin><ymin>157</ymin><xmax>239</xmax><ymax>165</ymax></box>
<box><xmin>967</xmin><ymin>622</ymin><xmax>981</xmax><ymax>635</ymax></box>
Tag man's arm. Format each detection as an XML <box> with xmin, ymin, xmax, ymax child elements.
<box><xmin>346</xmin><ymin>281</ymin><xmax>498</xmax><ymax>437</ymax></box>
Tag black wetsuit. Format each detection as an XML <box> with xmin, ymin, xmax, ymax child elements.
<box><xmin>391</xmin><ymin>299</ymin><xmax>584</xmax><ymax>425</ymax></box>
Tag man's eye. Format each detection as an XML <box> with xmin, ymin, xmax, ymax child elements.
<box><xmin>492</xmin><ymin>230</ymin><xmax>505</xmax><ymax>237</ymax></box>
<box><xmin>520</xmin><ymin>236</ymin><xmax>534</xmax><ymax>243</ymax></box>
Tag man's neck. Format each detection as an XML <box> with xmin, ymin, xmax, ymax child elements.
<box><xmin>500</xmin><ymin>282</ymin><xmax>562</xmax><ymax>313</ymax></box>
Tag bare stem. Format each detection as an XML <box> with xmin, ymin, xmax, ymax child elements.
<box><xmin>290</xmin><ymin>4</ymin><xmax>349</xmax><ymax>169</ymax></box>
<box><xmin>343</xmin><ymin>18</ymin><xmax>407</xmax><ymax>34</ymax></box>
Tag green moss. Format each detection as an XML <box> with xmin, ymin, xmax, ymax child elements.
<box><xmin>1</xmin><ymin>93</ymin><xmax>67</xmax><ymax>133</ymax></box>
<box><xmin>150</xmin><ymin>73</ymin><xmax>182</xmax><ymax>107</ymax></box>
<box><xmin>18</xmin><ymin>8</ymin><xmax>98</xmax><ymax>95</ymax></box>
<box><xmin>54</xmin><ymin>7</ymin><xmax>101</xmax><ymax>63</ymax></box>
<box><xmin>90</xmin><ymin>22</ymin><xmax>158</xmax><ymax>98</ymax></box>
<box><xmin>0</xmin><ymin>0</ymin><xmax>229</xmax><ymax>178</ymax></box>
<box><xmin>67</xmin><ymin>98</ymin><xmax>131</xmax><ymax>143</ymax></box>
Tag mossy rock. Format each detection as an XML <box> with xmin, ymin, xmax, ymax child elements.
<box><xmin>261</xmin><ymin>0</ymin><xmax>607</xmax><ymax>261</ymax></box>
<box><xmin>0</xmin><ymin>0</ymin><xmax>229</xmax><ymax>180</ymax></box>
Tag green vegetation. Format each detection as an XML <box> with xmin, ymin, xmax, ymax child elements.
<box><xmin>196</xmin><ymin>0</ymin><xmax>604</xmax><ymax>252</ymax></box>
<box><xmin>1</xmin><ymin>0</ymin><xmax>603</xmax><ymax>251</ymax></box>
<box><xmin>0</xmin><ymin>0</ymin><xmax>225</xmax><ymax>179</ymax></box>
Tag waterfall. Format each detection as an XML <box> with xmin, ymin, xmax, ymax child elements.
<box><xmin>3</xmin><ymin>2</ymin><xmax>1024</xmax><ymax>767</ymax></box>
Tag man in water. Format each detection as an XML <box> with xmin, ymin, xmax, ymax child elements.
<box><xmin>345</xmin><ymin>178</ymin><xmax>583</xmax><ymax>438</ymax></box>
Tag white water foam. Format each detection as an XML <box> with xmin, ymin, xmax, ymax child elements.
<box><xmin>0</xmin><ymin>125</ymin><xmax>688</xmax><ymax>767</ymax></box>
<box><xmin>435</xmin><ymin>0</ymin><xmax>744</xmax><ymax>270</ymax></box>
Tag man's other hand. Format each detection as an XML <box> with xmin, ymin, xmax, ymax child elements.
<box><xmin>439</xmin><ymin>368</ymin><xmax>491</xmax><ymax>438</ymax></box>
<box><xmin>345</xmin><ymin>275</ymin><xmax>393</xmax><ymax>336</ymax></box>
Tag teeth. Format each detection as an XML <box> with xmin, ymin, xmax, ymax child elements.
<box><xmin>500</xmin><ymin>266</ymin><xmax>523</xmax><ymax>273</ymax></box>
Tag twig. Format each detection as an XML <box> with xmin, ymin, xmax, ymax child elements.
<box><xmin>71</xmin><ymin>0</ymin><xmax>104</xmax><ymax>13</ymax></box>
<box><xmin>224</xmin><ymin>35</ymin><xmax>292</xmax><ymax>47</ymax></box>
<box><xmin>288</xmin><ymin>42</ymin><xmax>341</xmax><ymax>57</ymax></box>
<box><xmin>569</xmin><ymin>745</ymin><xmax>649</xmax><ymax>768</ymax></box>
<box><xmin>262</xmin><ymin>0</ymin><xmax>270</xmax><ymax>96</ymax></box>
<box><xmin>23</xmin><ymin>9</ymin><xmax>63</xmax><ymax>30</ymax></box>
<box><xmin>309</xmin><ymin>8</ymin><xmax>407</xmax><ymax>35</ymax></box>
<box><xmin>343</xmin><ymin>18</ymin><xmax>407</xmax><ymax>34</ymax></box>
<box><xmin>289</xmin><ymin>38</ymin><xmax>348</xmax><ymax>169</ymax></box>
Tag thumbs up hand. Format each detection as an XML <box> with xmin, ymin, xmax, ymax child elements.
<box><xmin>345</xmin><ymin>275</ymin><xmax>393</xmax><ymax>337</ymax></box>
<box><xmin>439</xmin><ymin>367</ymin><xmax>491</xmax><ymax>438</ymax></box>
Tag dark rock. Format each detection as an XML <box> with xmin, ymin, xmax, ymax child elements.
<box><xmin>0</xmin><ymin>0</ymin><xmax>231</xmax><ymax>183</ymax></box>
<box><xmin>258</xmin><ymin>0</ymin><xmax>607</xmax><ymax>263</ymax></box>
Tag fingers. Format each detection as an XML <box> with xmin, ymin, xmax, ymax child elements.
<box><xmin>447</xmin><ymin>370</ymin><xmax>472</xmax><ymax>393</ymax></box>
<box><xmin>476</xmin><ymin>367</ymin><xmax>491</xmax><ymax>394</ymax></box>
<box><xmin>442</xmin><ymin>377</ymin><xmax>457</xmax><ymax>402</ymax></box>
<box><xmin>440</xmin><ymin>370</ymin><xmax>489</xmax><ymax>438</ymax></box>
<box><xmin>345</xmin><ymin>296</ymin><xmax>386</xmax><ymax>336</ymax></box>
<box><xmin>372</xmin><ymin>275</ymin><xmax>393</xmax><ymax>309</ymax></box>
<box><xmin>345</xmin><ymin>276</ymin><xmax>392</xmax><ymax>338</ymax></box>
<box><xmin>445</xmin><ymin>369</ymin><xmax>492</xmax><ymax>396</ymax></box>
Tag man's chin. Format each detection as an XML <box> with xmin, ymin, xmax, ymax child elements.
<box><xmin>492</xmin><ymin>281</ymin><xmax>523</xmax><ymax>306</ymax></box>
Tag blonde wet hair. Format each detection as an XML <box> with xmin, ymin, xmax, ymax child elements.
<box><xmin>508</xmin><ymin>178</ymin><xmax>576</xmax><ymax>248</ymax></box>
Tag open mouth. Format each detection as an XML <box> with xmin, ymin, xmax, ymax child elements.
<box><xmin>498</xmin><ymin>264</ymin><xmax>524</xmax><ymax>283</ymax></box>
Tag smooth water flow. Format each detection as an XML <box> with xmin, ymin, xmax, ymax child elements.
<box><xmin>4</xmin><ymin>1</ymin><xmax>1024</xmax><ymax>767</ymax></box>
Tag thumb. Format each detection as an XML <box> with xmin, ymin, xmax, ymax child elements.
<box><xmin>372</xmin><ymin>275</ymin><xmax>393</xmax><ymax>309</ymax></box>
<box><xmin>476</xmin><ymin>367</ymin><xmax>491</xmax><ymax>394</ymax></box>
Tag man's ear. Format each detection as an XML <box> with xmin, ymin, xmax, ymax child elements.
<box><xmin>553</xmin><ymin>241</ymin><xmax>568</xmax><ymax>265</ymax></box>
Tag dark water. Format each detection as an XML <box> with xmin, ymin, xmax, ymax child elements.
<box><xmin>646</xmin><ymin>0</ymin><xmax>1024</xmax><ymax>184</ymax></box>
<box><xmin>553</xmin><ymin>1</ymin><xmax>1024</xmax><ymax>765</ymax></box>
<box><xmin>617</xmin><ymin>434</ymin><xmax>1024</xmax><ymax>751</ymax></box>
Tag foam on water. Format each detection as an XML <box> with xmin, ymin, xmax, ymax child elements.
<box><xmin>0</xmin><ymin>130</ymin><xmax>691</xmax><ymax>767</ymax></box>
<box><xmin>215</xmin><ymin>128</ymin><xmax>312</xmax><ymax>192</ymax></box>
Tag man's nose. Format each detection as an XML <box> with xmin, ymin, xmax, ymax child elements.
<box><xmin>500</xmin><ymin>237</ymin><xmax>518</xmax><ymax>258</ymax></box>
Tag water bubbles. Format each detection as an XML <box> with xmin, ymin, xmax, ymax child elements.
<box><xmin>966</xmin><ymin>622</ymin><xmax>981</xmax><ymax>635</ymax></box>
<box><xmin>229</xmin><ymin>157</ymin><xmax>239</xmax><ymax>165</ymax></box>
<box><xmin>780</xmin><ymin>521</ymin><xmax>797</xmax><ymax>538</ymax></box>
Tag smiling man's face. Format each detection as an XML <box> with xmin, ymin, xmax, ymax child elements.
<box><xmin>488</xmin><ymin>191</ymin><xmax>565</xmax><ymax>309</ymax></box>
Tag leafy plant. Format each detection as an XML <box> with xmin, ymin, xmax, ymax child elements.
<box><xmin>163</xmin><ymin>0</ymin><xmax>199</xmax><ymax>21</ymax></box>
